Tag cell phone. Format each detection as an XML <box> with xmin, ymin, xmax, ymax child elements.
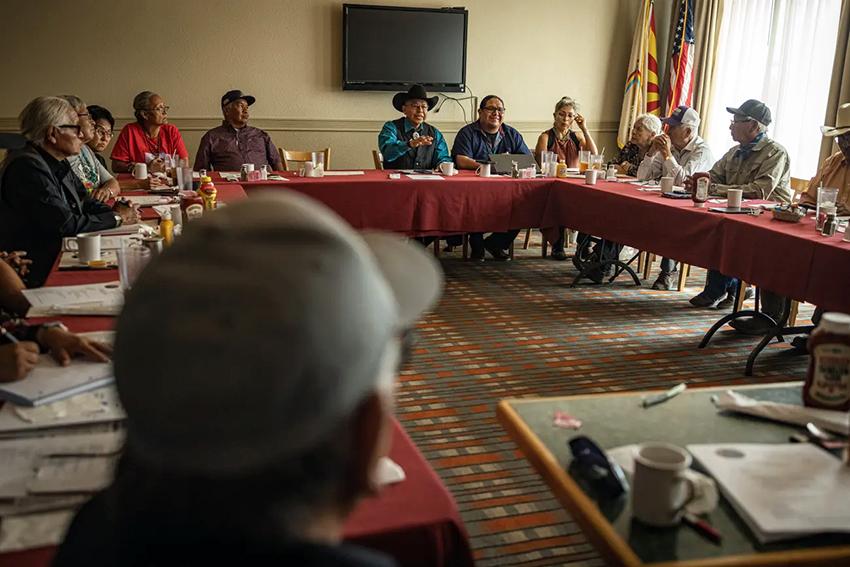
<box><xmin>568</xmin><ymin>436</ymin><xmax>629</xmax><ymax>498</ymax></box>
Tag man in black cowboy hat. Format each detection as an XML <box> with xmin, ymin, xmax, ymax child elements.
<box><xmin>378</xmin><ymin>85</ymin><xmax>451</xmax><ymax>171</ymax></box>
<box><xmin>194</xmin><ymin>90</ymin><xmax>283</xmax><ymax>171</ymax></box>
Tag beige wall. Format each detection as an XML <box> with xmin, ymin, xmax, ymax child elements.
<box><xmin>1</xmin><ymin>0</ymin><xmax>640</xmax><ymax>169</ymax></box>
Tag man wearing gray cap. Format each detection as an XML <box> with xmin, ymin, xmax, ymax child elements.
<box><xmin>54</xmin><ymin>192</ymin><xmax>443</xmax><ymax>566</ymax></box>
<box><xmin>686</xmin><ymin>99</ymin><xmax>791</xmax><ymax>319</ymax></box>
<box><xmin>194</xmin><ymin>90</ymin><xmax>284</xmax><ymax>171</ymax></box>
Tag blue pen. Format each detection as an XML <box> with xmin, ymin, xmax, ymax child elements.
<box><xmin>0</xmin><ymin>326</ymin><xmax>20</xmax><ymax>344</ymax></box>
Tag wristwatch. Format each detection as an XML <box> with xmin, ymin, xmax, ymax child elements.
<box><xmin>113</xmin><ymin>213</ymin><xmax>123</xmax><ymax>227</ymax></box>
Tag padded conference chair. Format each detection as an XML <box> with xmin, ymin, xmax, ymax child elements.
<box><xmin>279</xmin><ymin>147</ymin><xmax>331</xmax><ymax>172</ymax></box>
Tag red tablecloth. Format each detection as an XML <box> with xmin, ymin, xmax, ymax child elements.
<box><xmin>4</xmin><ymin>195</ymin><xmax>473</xmax><ymax>566</ymax></box>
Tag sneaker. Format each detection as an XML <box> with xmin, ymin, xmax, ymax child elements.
<box><xmin>716</xmin><ymin>287</ymin><xmax>755</xmax><ymax>310</ymax></box>
<box><xmin>652</xmin><ymin>271</ymin><xmax>677</xmax><ymax>291</ymax></box>
<box><xmin>729</xmin><ymin>317</ymin><xmax>775</xmax><ymax>336</ymax></box>
<box><xmin>689</xmin><ymin>292</ymin><xmax>725</xmax><ymax>308</ymax></box>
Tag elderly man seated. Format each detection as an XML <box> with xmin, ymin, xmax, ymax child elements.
<box><xmin>800</xmin><ymin>102</ymin><xmax>850</xmax><ymax>214</ymax></box>
<box><xmin>54</xmin><ymin>192</ymin><xmax>443</xmax><ymax>566</ymax></box>
<box><xmin>194</xmin><ymin>90</ymin><xmax>283</xmax><ymax>172</ymax></box>
<box><xmin>687</xmin><ymin>99</ymin><xmax>791</xmax><ymax>334</ymax></box>
<box><xmin>0</xmin><ymin>97</ymin><xmax>139</xmax><ymax>287</ymax></box>
<box><xmin>452</xmin><ymin>95</ymin><xmax>531</xmax><ymax>261</ymax></box>
<box><xmin>379</xmin><ymin>85</ymin><xmax>451</xmax><ymax>171</ymax></box>
<box><xmin>636</xmin><ymin>106</ymin><xmax>714</xmax><ymax>290</ymax></box>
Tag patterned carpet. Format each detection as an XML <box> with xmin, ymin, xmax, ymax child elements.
<box><xmin>395</xmin><ymin>236</ymin><xmax>812</xmax><ymax>566</ymax></box>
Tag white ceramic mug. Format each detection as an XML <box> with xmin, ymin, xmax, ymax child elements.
<box><xmin>660</xmin><ymin>176</ymin><xmax>674</xmax><ymax>193</ymax></box>
<box><xmin>439</xmin><ymin>162</ymin><xmax>456</xmax><ymax>176</ymax></box>
<box><xmin>132</xmin><ymin>162</ymin><xmax>148</xmax><ymax>180</ymax></box>
<box><xmin>631</xmin><ymin>443</ymin><xmax>716</xmax><ymax>527</ymax></box>
<box><xmin>727</xmin><ymin>189</ymin><xmax>743</xmax><ymax>210</ymax></box>
<box><xmin>74</xmin><ymin>233</ymin><xmax>102</xmax><ymax>264</ymax></box>
<box><xmin>585</xmin><ymin>169</ymin><xmax>598</xmax><ymax>185</ymax></box>
<box><xmin>304</xmin><ymin>161</ymin><xmax>316</xmax><ymax>177</ymax></box>
<box><xmin>476</xmin><ymin>163</ymin><xmax>492</xmax><ymax>178</ymax></box>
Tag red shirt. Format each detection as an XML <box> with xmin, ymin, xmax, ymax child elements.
<box><xmin>110</xmin><ymin>122</ymin><xmax>188</xmax><ymax>164</ymax></box>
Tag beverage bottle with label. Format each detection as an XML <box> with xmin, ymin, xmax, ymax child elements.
<box><xmin>198</xmin><ymin>176</ymin><xmax>218</xmax><ymax>210</ymax></box>
<box><xmin>804</xmin><ymin>312</ymin><xmax>850</xmax><ymax>411</ymax></box>
<box><xmin>691</xmin><ymin>172</ymin><xmax>711</xmax><ymax>207</ymax></box>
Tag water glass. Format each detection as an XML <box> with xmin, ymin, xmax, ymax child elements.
<box><xmin>591</xmin><ymin>154</ymin><xmax>604</xmax><ymax>170</ymax></box>
<box><xmin>312</xmin><ymin>152</ymin><xmax>325</xmax><ymax>173</ymax></box>
<box><xmin>816</xmin><ymin>187</ymin><xmax>839</xmax><ymax>231</ymax></box>
<box><xmin>118</xmin><ymin>244</ymin><xmax>151</xmax><ymax>291</ymax></box>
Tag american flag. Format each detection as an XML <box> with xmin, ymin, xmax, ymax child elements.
<box><xmin>666</xmin><ymin>0</ymin><xmax>695</xmax><ymax>113</ymax></box>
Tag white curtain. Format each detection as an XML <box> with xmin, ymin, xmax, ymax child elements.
<box><xmin>705</xmin><ymin>0</ymin><xmax>842</xmax><ymax>179</ymax></box>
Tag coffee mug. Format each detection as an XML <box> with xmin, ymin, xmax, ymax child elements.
<box><xmin>304</xmin><ymin>161</ymin><xmax>315</xmax><ymax>177</ymax></box>
<box><xmin>133</xmin><ymin>163</ymin><xmax>148</xmax><ymax>180</ymax></box>
<box><xmin>476</xmin><ymin>163</ymin><xmax>492</xmax><ymax>178</ymax></box>
<box><xmin>631</xmin><ymin>443</ymin><xmax>717</xmax><ymax>527</ymax></box>
<box><xmin>439</xmin><ymin>162</ymin><xmax>456</xmax><ymax>176</ymax></box>
<box><xmin>585</xmin><ymin>169</ymin><xmax>598</xmax><ymax>185</ymax></box>
<box><xmin>727</xmin><ymin>189</ymin><xmax>743</xmax><ymax>210</ymax></box>
<box><xmin>71</xmin><ymin>233</ymin><xmax>102</xmax><ymax>264</ymax></box>
<box><xmin>660</xmin><ymin>176</ymin><xmax>674</xmax><ymax>193</ymax></box>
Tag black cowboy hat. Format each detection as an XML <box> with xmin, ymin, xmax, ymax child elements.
<box><xmin>392</xmin><ymin>85</ymin><xmax>438</xmax><ymax>113</ymax></box>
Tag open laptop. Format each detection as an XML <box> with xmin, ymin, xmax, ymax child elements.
<box><xmin>490</xmin><ymin>153</ymin><xmax>538</xmax><ymax>175</ymax></box>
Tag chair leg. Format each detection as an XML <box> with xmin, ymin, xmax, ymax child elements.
<box><xmin>735</xmin><ymin>282</ymin><xmax>749</xmax><ymax>312</ymax></box>
<box><xmin>788</xmin><ymin>300</ymin><xmax>800</xmax><ymax>326</ymax></box>
<box><xmin>523</xmin><ymin>228</ymin><xmax>532</xmax><ymax>250</ymax></box>
<box><xmin>509</xmin><ymin>237</ymin><xmax>515</xmax><ymax>260</ymax></box>
<box><xmin>637</xmin><ymin>251</ymin><xmax>646</xmax><ymax>274</ymax></box>
<box><xmin>642</xmin><ymin>253</ymin><xmax>655</xmax><ymax>280</ymax></box>
<box><xmin>433</xmin><ymin>239</ymin><xmax>440</xmax><ymax>258</ymax></box>
<box><xmin>677</xmin><ymin>263</ymin><xmax>690</xmax><ymax>292</ymax></box>
<box><xmin>563</xmin><ymin>228</ymin><xmax>571</xmax><ymax>249</ymax></box>
<box><xmin>541</xmin><ymin>235</ymin><xmax>548</xmax><ymax>258</ymax></box>
<box><xmin>462</xmin><ymin>234</ymin><xmax>469</xmax><ymax>260</ymax></box>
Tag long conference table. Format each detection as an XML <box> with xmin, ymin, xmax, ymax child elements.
<box><xmin>233</xmin><ymin>170</ymin><xmax>850</xmax><ymax>313</ymax></box>
<box><xmin>0</xmin><ymin>183</ymin><xmax>474</xmax><ymax>567</ymax></box>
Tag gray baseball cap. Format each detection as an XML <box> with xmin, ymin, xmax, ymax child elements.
<box><xmin>114</xmin><ymin>191</ymin><xmax>443</xmax><ymax>476</ymax></box>
<box><xmin>726</xmin><ymin>99</ymin><xmax>772</xmax><ymax>126</ymax></box>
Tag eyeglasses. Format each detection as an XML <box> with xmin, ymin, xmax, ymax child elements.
<box><xmin>482</xmin><ymin>106</ymin><xmax>506</xmax><ymax>114</ymax></box>
<box><xmin>730</xmin><ymin>117</ymin><xmax>753</xmax><ymax>124</ymax></box>
<box><xmin>568</xmin><ymin>436</ymin><xmax>629</xmax><ymax>498</ymax></box>
<box><xmin>94</xmin><ymin>126</ymin><xmax>113</xmax><ymax>138</ymax></box>
<box><xmin>56</xmin><ymin>124</ymin><xmax>82</xmax><ymax>135</ymax></box>
<box><xmin>147</xmin><ymin>105</ymin><xmax>170</xmax><ymax>113</ymax></box>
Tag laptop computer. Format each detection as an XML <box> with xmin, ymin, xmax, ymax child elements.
<box><xmin>490</xmin><ymin>153</ymin><xmax>537</xmax><ymax>175</ymax></box>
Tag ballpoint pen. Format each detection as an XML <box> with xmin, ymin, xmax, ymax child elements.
<box><xmin>682</xmin><ymin>513</ymin><xmax>722</xmax><ymax>544</ymax></box>
<box><xmin>642</xmin><ymin>382</ymin><xmax>687</xmax><ymax>408</ymax></box>
<box><xmin>0</xmin><ymin>326</ymin><xmax>20</xmax><ymax>344</ymax></box>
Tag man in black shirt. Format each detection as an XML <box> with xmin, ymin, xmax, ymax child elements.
<box><xmin>0</xmin><ymin>97</ymin><xmax>138</xmax><ymax>287</ymax></box>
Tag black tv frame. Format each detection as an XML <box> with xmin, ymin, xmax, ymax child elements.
<box><xmin>342</xmin><ymin>4</ymin><xmax>468</xmax><ymax>93</ymax></box>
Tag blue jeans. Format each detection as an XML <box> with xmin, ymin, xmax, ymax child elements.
<box><xmin>702</xmin><ymin>269</ymin><xmax>737</xmax><ymax>301</ymax></box>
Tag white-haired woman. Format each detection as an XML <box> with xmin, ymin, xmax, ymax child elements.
<box><xmin>111</xmin><ymin>91</ymin><xmax>188</xmax><ymax>174</ymax></box>
<box><xmin>613</xmin><ymin>113</ymin><xmax>662</xmax><ymax>176</ymax></box>
<box><xmin>535</xmin><ymin>97</ymin><xmax>598</xmax><ymax>168</ymax></box>
<box><xmin>0</xmin><ymin>97</ymin><xmax>138</xmax><ymax>286</ymax></box>
<box><xmin>59</xmin><ymin>95</ymin><xmax>121</xmax><ymax>203</ymax></box>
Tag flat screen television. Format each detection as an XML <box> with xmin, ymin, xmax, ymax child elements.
<box><xmin>342</xmin><ymin>4</ymin><xmax>468</xmax><ymax>92</ymax></box>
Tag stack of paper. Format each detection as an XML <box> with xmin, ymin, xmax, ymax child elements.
<box><xmin>688</xmin><ymin>443</ymin><xmax>850</xmax><ymax>543</ymax></box>
<box><xmin>23</xmin><ymin>282</ymin><xmax>123</xmax><ymax>317</ymax></box>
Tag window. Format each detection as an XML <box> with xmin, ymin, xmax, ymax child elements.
<box><xmin>704</xmin><ymin>0</ymin><xmax>842</xmax><ymax>179</ymax></box>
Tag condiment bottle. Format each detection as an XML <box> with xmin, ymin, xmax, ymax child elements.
<box><xmin>804</xmin><ymin>312</ymin><xmax>850</xmax><ymax>411</ymax></box>
<box><xmin>198</xmin><ymin>176</ymin><xmax>218</xmax><ymax>210</ymax></box>
<box><xmin>691</xmin><ymin>172</ymin><xmax>711</xmax><ymax>207</ymax></box>
<box><xmin>511</xmin><ymin>161</ymin><xmax>519</xmax><ymax>178</ymax></box>
<box><xmin>556</xmin><ymin>159</ymin><xmax>568</xmax><ymax>178</ymax></box>
<box><xmin>159</xmin><ymin>208</ymin><xmax>174</xmax><ymax>246</ymax></box>
<box><xmin>181</xmin><ymin>191</ymin><xmax>204</xmax><ymax>222</ymax></box>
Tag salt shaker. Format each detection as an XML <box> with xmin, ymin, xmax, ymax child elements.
<box><xmin>606</xmin><ymin>165</ymin><xmax>617</xmax><ymax>181</ymax></box>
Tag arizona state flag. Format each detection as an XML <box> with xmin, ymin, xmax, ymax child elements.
<box><xmin>618</xmin><ymin>0</ymin><xmax>660</xmax><ymax>148</ymax></box>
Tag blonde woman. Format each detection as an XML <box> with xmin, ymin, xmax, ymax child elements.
<box><xmin>535</xmin><ymin>97</ymin><xmax>598</xmax><ymax>168</ymax></box>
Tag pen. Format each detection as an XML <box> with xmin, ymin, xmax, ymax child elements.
<box><xmin>682</xmin><ymin>512</ymin><xmax>722</xmax><ymax>544</ymax></box>
<box><xmin>642</xmin><ymin>382</ymin><xmax>687</xmax><ymax>408</ymax></box>
<box><xmin>0</xmin><ymin>326</ymin><xmax>20</xmax><ymax>344</ymax></box>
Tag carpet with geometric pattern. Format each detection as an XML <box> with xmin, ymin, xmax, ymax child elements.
<box><xmin>395</xmin><ymin>239</ymin><xmax>812</xmax><ymax>566</ymax></box>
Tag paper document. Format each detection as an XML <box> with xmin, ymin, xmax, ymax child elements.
<box><xmin>59</xmin><ymin>250</ymin><xmax>118</xmax><ymax>269</ymax></box>
<box><xmin>29</xmin><ymin>455</ymin><xmax>116</xmax><ymax>493</ymax></box>
<box><xmin>267</xmin><ymin>175</ymin><xmax>288</xmax><ymax>181</ymax></box>
<box><xmin>124</xmin><ymin>195</ymin><xmax>178</xmax><ymax>207</ymax></box>
<box><xmin>62</xmin><ymin>234</ymin><xmax>137</xmax><ymax>251</ymax></box>
<box><xmin>713</xmin><ymin>390</ymin><xmax>850</xmax><ymax>435</ymax></box>
<box><xmin>87</xmin><ymin>223</ymin><xmax>155</xmax><ymax>236</ymax></box>
<box><xmin>23</xmin><ymin>282</ymin><xmax>123</xmax><ymax>317</ymax></box>
<box><xmin>219</xmin><ymin>173</ymin><xmax>240</xmax><ymax>181</ymax></box>
<box><xmin>0</xmin><ymin>510</ymin><xmax>74</xmax><ymax>552</ymax></box>
<box><xmin>322</xmin><ymin>170</ymin><xmax>365</xmax><ymax>176</ymax></box>
<box><xmin>405</xmin><ymin>174</ymin><xmax>444</xmax><ymax>180</ymax></box>
<box><xmin>688</xmin><ymin>443</ymin><xmax>850</xmax><ymax>543</ymax></box>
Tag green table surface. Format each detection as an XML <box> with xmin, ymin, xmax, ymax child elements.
<box><xmin>506</xmin><ymin>383</ymin><xmax>850</xmax><ymax>564</ymax></box>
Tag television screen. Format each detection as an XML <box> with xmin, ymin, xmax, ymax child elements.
<box><xmin>343</xmin><ymin>4</ymin><xmax>468</xmax><ymax>92</ymax></box>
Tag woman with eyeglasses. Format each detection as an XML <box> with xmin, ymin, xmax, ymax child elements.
<box><xmin>110</xmin><ymin>91</ymin><xmax>188</xmax><ymax>174</ymax></box>
<box><xmin>87</xmin><ymin>105</ymin><xmax>115</xmax><ymax>170</ymax></box>
<box><xmin>0</xmin><ymin>97</ymin><xmax>139</xmax><ymax>287</ymax></box>
<box><xmin>59</xmin><ymin>96</ymin><xmax>120</xmax><ymax>203</ymax></box>
<box><xmin>535</xmin><ymin>97</ymin><xmax>598</xmax><ymax>169</ymax></box>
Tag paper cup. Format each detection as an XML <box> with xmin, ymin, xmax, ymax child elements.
<box><xmin>660</xmin><ymin>176</ymin><xmax>674</xmax><ymax>193</ymax></box>
<box><xmin>727</xmin><ymin>189</ymin><xmax>743</xmax><ymax>210</ymax></box>
<box><xmin>585</xmin><ymin>169</ymin><xmax>598</xmax><ymax>185</ymax></box>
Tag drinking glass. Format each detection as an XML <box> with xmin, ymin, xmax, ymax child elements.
<box><xmin>579</xmin><ymin>150</ymin><xmax>591</xmax><ymax>173</ymax></box>
<box><xmin>118</xmin><ymin>244</ymin><xmax>151</xmax><ymax>291</ymax></box>
<box><xmin>816</xmin><ymin>187</ymin><xmax>839</xmax><ymax>231</ymax></box>
<box><xmin>591</xmin><ymin>154</ymin><xmax>604</xmax><ymax>170</ymax></box>
<box><xmin>540</xmin><ymin>152</ymin><xmax>551</xmax><ymax>177</ymax></box>
<box><xmin>312</xmin><ymin>152</ymin><xmax>325</xmax><ymax>173</ymax></box>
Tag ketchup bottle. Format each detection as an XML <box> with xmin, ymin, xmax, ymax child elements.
<box><xmin>804</xmin><ymin>312</ymin><xmax>850</xmax><ymax>411</ymax></box>
<box><xmin>691</xmin><ymin>172</ymin><xmax>710</xmax><ymax>207</ymax></box>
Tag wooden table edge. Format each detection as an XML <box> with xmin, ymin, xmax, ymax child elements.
<box><xmin>496</xmin><ymin>384</ymin><xmax>850</xmax><ymax>567</ymax></box>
